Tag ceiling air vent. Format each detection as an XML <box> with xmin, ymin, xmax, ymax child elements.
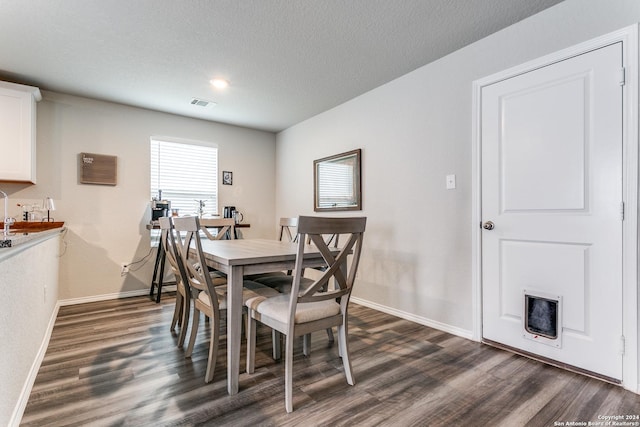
<box><xmin>190</xmin><ymin>98</ymin><xmax>216</xmax><ymax>108</ymax></box>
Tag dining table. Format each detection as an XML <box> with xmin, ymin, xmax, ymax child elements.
<box><xmin>196</xmin><ymin>238</ymin><xmax>333</xmax><ymax>395</ymax></box>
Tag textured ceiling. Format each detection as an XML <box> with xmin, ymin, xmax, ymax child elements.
<box><xmin>0</xmin><ymin>0</ymin><xmax>564</xmax><ymax>132</ymax></box>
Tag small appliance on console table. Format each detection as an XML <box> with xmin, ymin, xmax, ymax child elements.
<box><xmin>151</xmin><ymin>190</ymin><xmax>170</xmax><ymax>221</ymax></box>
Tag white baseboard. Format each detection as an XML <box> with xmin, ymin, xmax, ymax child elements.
<box><xmin>350</xmin><ymin>296</ymin><xmax>474</xmax><ymax>341</ymax></box>
<box><xmin>58</xmin><ymin>285</ymin><xmax>177</xmax><ymax>306</ymax></box>
<box><xmin>9</xmin><ymin>302</ymin><xmax>60</xmax><ymax>427</ymax></box>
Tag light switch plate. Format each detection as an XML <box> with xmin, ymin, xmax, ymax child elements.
<box><xmin>446</xmin><ymin>174</ymin><xmax>456</xmax><ymax>190</ymax></box>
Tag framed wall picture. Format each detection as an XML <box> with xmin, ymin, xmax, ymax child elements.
<box><xmin>222</xmin><ymin>171</ymin><xmax>233</xmax><ymax>185</ymax></box>
<box><xmin>79</xmin><ymin>152</ymin><xmax>117</xmax><ymax>186</ymax></box>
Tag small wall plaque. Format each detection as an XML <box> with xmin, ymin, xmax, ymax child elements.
<box><xmin>79</xmin><ymin>152</ymin><xmax>117</xmax><ymax>186</ymax></box>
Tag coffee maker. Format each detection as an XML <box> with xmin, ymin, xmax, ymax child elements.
<box><xmin>151</xmin><ymin>190</ymin><xmax>171</xmax><ymax>221</ymax></box>
<box><xmin>152</xmin><ymin>200</ymin><xmax>170</xmax><ymax>221</ymax></box>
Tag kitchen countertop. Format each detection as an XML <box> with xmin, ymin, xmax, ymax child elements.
<box><xmin>0</xmin><ymin>222</ymin><xmax>65</xmax><ymax>260</ymax></box>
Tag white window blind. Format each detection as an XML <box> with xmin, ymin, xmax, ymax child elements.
<box><xmin>317</xmin><ymin>161</ymin><xmax>355</xmax><ymax>208</ymax></box>
<box><xmin>150</xmin><ymin>138</ymin><xmax>218</xmax><ymax>216</ymax></box>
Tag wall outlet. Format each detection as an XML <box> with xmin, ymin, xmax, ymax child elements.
<box><xmin>446</xmin><ymin>174</ymin><xmax>456</xmax><ymax>190</ymax></box>
<box><xmin>121</xmin><ymin>264</ymin><xmax>129</xmax><ymax>275</ymax></box>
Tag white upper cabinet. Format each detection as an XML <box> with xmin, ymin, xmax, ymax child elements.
<box><xmin>0</xmin><ymin>81</ymin><xmax>41</xmax><ymax>184</ymax></box>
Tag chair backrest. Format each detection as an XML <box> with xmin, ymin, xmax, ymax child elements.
<box><xmin>278</xmin><ymin>217</ymin><xmax>298</xmax><ymax>242</ymax></box>
<box><xmin>158</xmin><ymin>217</ymin><xmax>189</xmax><ymax>289</ymax></box>
<box><xmin>199</xmin><ymin>218</ymin><xmax>235</xmax><ymax>240</ymax></box>
<box><xmin>172</xmin><ymin>216</ymin><xmax>221</xmax><ymax>313</ymax></box>
<box><xmin>279</xmin><ymin>216</ymin><xmax>337</xmax><ymax>247</ymax></box>
<box><xmin>291</xmin><ymin>216</ymin><xmax>366</xmax><ymax>309</ymax></box>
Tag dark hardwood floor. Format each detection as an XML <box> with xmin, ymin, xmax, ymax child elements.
<box><xmin>21</xmin><ymin>293</ymin><xmax>640</xmax><ymax>426</ymax></box>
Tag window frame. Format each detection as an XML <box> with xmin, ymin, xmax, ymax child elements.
<box><xmin>313</xmin><ymin>149</ymin><xmax>362</xmax><ymax>212</ymax></box>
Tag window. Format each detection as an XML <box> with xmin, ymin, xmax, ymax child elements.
<box><xmin>317</xmin><ymin>162</ymin><xmax>354</xmax><ymax>206</ymax></box>
<box><xmin>150</xmin><ymin>137</ymin><xmax>218</xmax><ymax>217</ymax></box>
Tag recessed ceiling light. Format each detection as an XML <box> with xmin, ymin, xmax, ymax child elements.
<box><xmin>210</xmin><ymin>78</ymin><xmax>230</xmax><ymax>89</ymax></box>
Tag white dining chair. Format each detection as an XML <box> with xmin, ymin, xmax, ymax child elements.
<box><xmin>158</xmin><ymin>217</ymin><xmax>191</xmax><ymax>348</ymax></box>
<box><xmin>244</xmin><ymin>217</ymin><xmax>298</xmax><ymax>284</ymax></box>
<box><xmin>172</xmin><ymin>216</ymin><xmax>279</xmax><ymax>383</ymax></box>
<box><xmin>245</xmin><ymin>215</ymin><xmax>367</xmax><ymax>412</ymax></box>
<box><xmin>252</xmin><ymin>217</ymin><xmax>340</xmax><ymax>356</ymax></box>
<box><xmin>199</xmin><ymin>217</ymin><xmax>235</xmax><ymax>241</ymax></box>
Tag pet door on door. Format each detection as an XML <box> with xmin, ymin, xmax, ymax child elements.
<box><xmin>523</xmin><ymin>290</ymin><xmax>562</xmax><ymax>348</ymax></box>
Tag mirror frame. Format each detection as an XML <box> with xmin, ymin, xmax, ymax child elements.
<box><xmin>313</xmin><ymin>148</ymin><xmax>362</xmax><ymax>212</ymax></box>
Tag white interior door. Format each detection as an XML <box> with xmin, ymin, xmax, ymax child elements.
<box><xmin>481</xmin><ymin>42</ymin><xmax>623</xmax><ymax>380</ymax></box>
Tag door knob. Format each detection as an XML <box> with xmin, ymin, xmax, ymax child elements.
<box><xmin>482</xmin><ymin>221</ymin><xmax>495</xmax><ymax>230</ymax></box>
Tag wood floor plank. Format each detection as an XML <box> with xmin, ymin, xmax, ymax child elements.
<box><xmin>19</xmin><ymin>293</ymin><xmax>640</xmax><ymax>426</ymax></box>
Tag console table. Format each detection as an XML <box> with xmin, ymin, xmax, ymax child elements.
<box><xmin>147</xmin><ymin>220</ymin><xmax>250</xmax><ymax>303</ymax></box>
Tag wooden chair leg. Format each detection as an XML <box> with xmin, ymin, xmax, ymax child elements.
<box><xmin>302</xmin><ymin>329</ymin><xmax>332</xmax><ymax>357</ymax></box>
<box><xmin>326</xmin><ymin>327</ymin><xmax>334</xmax><ymax>343</ymax></box>
<box><xmin>337</xmin><ymin>323</ymin><xmax>354</xmax><ymax>385</ymax></box>
<box><xmin>285</xmin><ymin>334</ymin><xmax>294</xmax><ymax>413</ymax></box>
<box><xmin>246</xmin><ymin>314</ymin><xmax>257</xmax><ymax>374</ymax></box>
<box><xmin>185</xmin><ymin>309</ymin><xmax>200</xmax><ymax>358</ymax></box>
<box><xmin>170</xmin><ymin>292</ymin><xmax>183</xmax><ymax>331</ymax></box>
<box><xmin>272</xmin><ymin>330</ymin><xmax>282</xmax><ymax>360</ymax></box>
<box><xmin>177</xmin><ymin>296</ymin><xmax>190</xmax><ymax>348</ymax></box>
<box><xmin>303</xmin><ymin>333</ymin><xmax>311</xmax><ymax>357</ymax></box>
<box><xmin>242</xmin><ymin>311</ymin><xmax>247</xmax><ymax>338</ymax></box>
<box><xmin>205</xmin><ymin>315</ymin><xmax>219</xmax><ymax>383</ymax></box>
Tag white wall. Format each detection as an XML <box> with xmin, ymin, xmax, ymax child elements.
<box><xmin>3</xmin><ymin>92</ymin><xmax>277</xmax><ymax>300</ymax></box>
<box><xmin>275</xmin><ymin>0</ymin><xmax>640</xmax><ymax>335</ymax></box>
<box><xmin>0</xmin><ymin>235</ymin><xmax>60</xmax><ymax>426</ymax></box>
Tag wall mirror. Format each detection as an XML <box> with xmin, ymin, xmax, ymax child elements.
<box><xmin>314</xmin><ymin>148</ymin><xmax>362</xmax><ymax>212</ymax></box>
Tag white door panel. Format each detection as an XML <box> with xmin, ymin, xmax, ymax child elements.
<box><xmin>500</xmin><ymin>74</ymin><xmax>588</xmax><ymax>212</ymax></box>
<box><xmin>481</xmin><ymin>42</ymin><xmax>622</xmax><ymax>379</ymax></box>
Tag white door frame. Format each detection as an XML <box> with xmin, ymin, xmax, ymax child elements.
<box><xmin>471</xmin><ymin>24</ymin><xmax>639</xmax><ymax>392</ymax></box>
